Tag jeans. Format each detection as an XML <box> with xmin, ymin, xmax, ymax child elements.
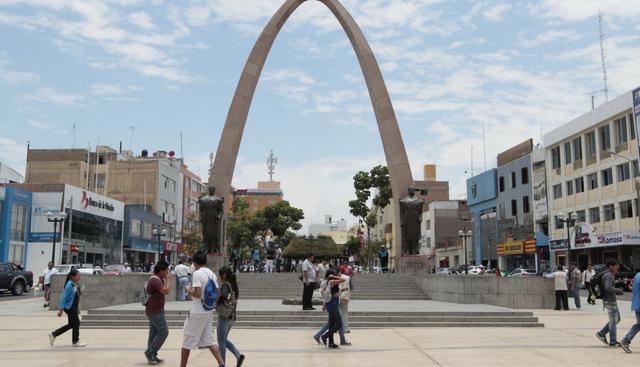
<box><xmin>555</xmin><ymin>290</ymin><xmax>569</xmax><ymax>310</ymax></box>
<box><xmin>178</xmin><ymin>277</ymin><xmax>189</xmax><ymax>301</ymax></box>
<box><xmin>52</xmin><ymin>308</ymin><xmax>80</xmax><ymax>344</ymax></box>
<box><xmin>146</xmin><ymin>312</ymin><xmax>168</xmax><ymax>357</ymax></box>
<box><xmin>572</xmin><ymin>287</ymin><xmax>581</xmax><ymax>308</ymax></box>
<box><xmin>217</xmin><ymin>315</ymin><xmax>241</xmax><ymax>363</ymax></box>
<box><xmin>314</xmin><ymin>307</ymin><xmax>347</xmax><ymax>344</ymax></box>
<box><xmin>585</xmin><ymin>282</ymin><xmax>593</xmax><ymax>303</ymax></box>
<box><xmin>340</xmin><ymin>301</ymin><xmax>350</xmax><ymax>332</ymax></box>
<box><xmin>623</xmin><ymin>312</ymin><xmax>640</xmax><ymax>344</ymax></box>
<box><xmin>266</xmin><ymin>259</ymin><xmax>274</xmax><ymax>273</ymax></box>
<box><xmin>599</xmin><ymin>302</ymin><xmax>621</xmax><ymax>344</ymax></box>
<box><xmin>302</xmin><ymin>284</ymin><xmax>314</xmax><ymax>309</ymax></box>
<box><xmin>323</xmin><ymin>303</ymin><xmax>343</xmax><ymax>345</ymax></box>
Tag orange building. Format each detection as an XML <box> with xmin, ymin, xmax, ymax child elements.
<box><xmin>233</xmin><ymin>180</ymin><xmax>283</xmax><ymax>213</ymax></box>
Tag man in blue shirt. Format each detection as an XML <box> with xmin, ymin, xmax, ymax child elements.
<box><xmin>621</xmin><ymin>271</ymin><xmax>640</xmax><ymax>353</ymax></box>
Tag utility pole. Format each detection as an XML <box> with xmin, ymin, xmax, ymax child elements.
<box><xmin>598</xmin><ymin>8</ymin><xmax>609</xmax><ymax>101</ymax></box>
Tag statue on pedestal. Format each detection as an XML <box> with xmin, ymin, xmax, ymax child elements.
<box><xmin>399</xmin><ymin>187</ymin><xmax>424</xmax><ymax>255</ymax></box>
<box><xmin>199</xmin><ymin>186</ymin><xmax>224</xmax><ymax>254</ymax></box>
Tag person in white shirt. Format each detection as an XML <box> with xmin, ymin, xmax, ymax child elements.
<box><xmin>339</xmin><ymin>268</ymin><xmax>351</xmax><ymax>333</ymax></box>
<box><xmin>180</xmin><ymin>252</ymin><xmax>223</xmax><ymax>367</ymax></box>
<box><xmin>545</xmin><ymin>265</ymin><xmax>569</xmax><ymax>310</ymax></box>
<box><xmin>123</xmin><ymin>263</ymin><xmax>132</xmax><ymax>273</ymax></box>
<box><xmin>174</xmin><ymin>260</ymin><xmax>190</xmax><ymax>301</ymax></box>
<box><xmin>302</xmin><ymin>254</ymin><xmax>316</xmax><ymax>310</ymax></box>
<box><xmin>42</xmin><ymin>262</ymin><xmax>59</xmax><ymax>308</ymax></box>
<box><xmin>582</xmin><ymin>264</ymin><xmax>596</xmax><ymax>305</ymax></box>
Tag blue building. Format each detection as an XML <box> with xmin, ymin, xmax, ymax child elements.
<box><xmin>123</xmin><ymin>204</ymin><xmax>166</xmax><ymax>266</ymax></box>
<box><xmin>0</xmin><ymin>186</ymin><xmax>32</xmax><ymax>265</ymax></box>
<box><xmin>466</xmin><ymin>169</ymin><xmax>498</xmax><ymax>267</ymax></box>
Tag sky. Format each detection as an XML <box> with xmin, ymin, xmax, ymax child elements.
<box><xmin>1</xmin><ymin>0</ymin><xmax>640</xmax><ymax>231</ymax></box>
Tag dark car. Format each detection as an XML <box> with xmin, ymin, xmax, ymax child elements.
<box><xmin>0</xmin><ymin>263</ymin><xmax>34</xmax><ymax>296</ymax></box>
<box><xmin>593</xmin><ymin>264</ymin><xmax>636</xmax><ymax>292</ymax></box>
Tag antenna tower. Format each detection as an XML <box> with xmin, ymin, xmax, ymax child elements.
<box><xmin>267</xmin><ymin>149</ymin><xmax>278</xmax><ymax>181</ymax></box>
<box><xmin>129</xmin><ymin>125</ymin><xmax>139</xmax><ymax>151</ymax></box>
<box><xmin>598</xmin><ymin>8</ymin><xmax>609</xmax><ymax>101</ymax></box>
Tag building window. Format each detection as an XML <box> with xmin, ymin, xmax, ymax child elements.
<box><xmin>96</xmin><ymin>174</ymin><xmax>106</xmax><ymax>189</ymax></box>
<box><xmin>617</xmin><ymin>162</ymin><xmax>631</xmax><ymax>182</ymax></box>
<box><xmin>575</xmin><ymin>177</ymin><xmax>585</xmax><ymax>193</ymax></box>
<box><xmin>602</xmin><ymin>168</ymin><xmax>614</xmax><ymax>186</ymax></box>
<box><xmin>573</xmin><ymin>137</ymin><xmax>583</xmax><ymax>161</ymax></box>
<box><xmin>564</xmin><ymin>142</ymin><xmax>572</xmax><ymax>164</ymax></box>
<box><xmin>510</xmin><ymin>172</ymin><xmax>516</xmax><ymax>188</ymax></box>
<box><xmin>620</xmin><ymin>200</ymin><xmax>633</xmax><ymax>219</ymax></box>
<box><xmin>521</xmin><ymin>167</ymin><xmax>529</xmax><ymax>185</ymax></box>
<box><xmin>551</xmin><ymin>147</ymin><xmax>561</xmax><ymax>169</ymax></box>
<box><xmin>554</xmin><ymin>215</ymin><xmax>564</xmax><ymax>230</ymax></box>
<box><xmin>576</xmin><ymin>210</ymin><xmax>586</xmax><ymax>222</ymax></box>
<box><xmin>511</xmin><ymin>199</ymin><xmax>517</xmax><ymax>216</ymax></box>
<box><xmin>131</xmin><ymin>219</ymin><xmax>142</xmax><ymax>237</ymax></box>
<box><xmin>614</xmin><ymin>116</ymin><xmax>628</xmax><ymax>146</ymax></box>
<box><xmin>523</xmin><ymin>196</ymin><xmax>530</xmax><ymax>213</ymax></box>
<box><xmin>587</xmin><ymin>173</ymin><xmax>598</xmax><ymax>190</ymax></box>
<box><xmin>630</xmin><ymin>113</ymin><xmax>636</xmax><ymax>140</ymax></box>
<box><xmin>553</xmin><ymin>184</ymin><xmax>562</xmax><ymax>199</ymax></box>
<box><xmin>10</xmin><ymin>204</ymin><xmax>27</xmax><ymax>242</ymax></box>
<box><xmin>586</xmin><ymin>131</ymin><xmax>597</xmax><ymax>157</ymax></box>
<box><xmin>566</xmin><ymin>180</ymin><xmax>574</xmax><ymax>196</ymax></box>
<box><xmin>599</xmin><ymin>125</ymin><xmax>611</xmax><ymax>152</ymax></box>
<box><xmin>603</xmin><ymin>204</ymin><xmax>616</xmax><ymax>221</ymax></box>
<box><xmin>589</xmin><ymin>207</ymin><xmax>600</xmax><ymax>224</ymax></box>
<box><xmin>633</xmin><ymin>160</ymin><xmax>640</xmax><ymax>177</ymax></box>
<box><xmin>499</xmin><ymin>176</ymin><xmax>505</xmax><ymax>192</ymax></box>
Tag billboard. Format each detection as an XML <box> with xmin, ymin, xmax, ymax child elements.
<box><xmin>532</xmin><ymin>160</ymin><xmax>548</xmax><ymax>223</ymax></box>
<box><xmin>63</xmin><ymin>184</ymin><xmax>124</xmax><ymax>221</ymax></box>
<box><xmin>29</xmin><ymin>192</ymin><xmax>63</xmax><ymax>242</ymax></box>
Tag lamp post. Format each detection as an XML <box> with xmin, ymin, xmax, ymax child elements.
<box><xmin>458</xmin><ymin>230</ymin><xmax>472</xmax><ymax>275</ymax></box>
<box><xmin>607</xmin><ymin>150</ymin><xmax>640</xmax><ymax>231</ymax></box>
<box><xmin>153</xmin><ymin>225</ymin><xmax>167</xmax><ymax>262</ymax></box>
<box><xmin>46</xmin><ymin>211</ymin><xmax>67</xmax><ymax>265</ymax></box>
<box><xmin>557</xmin><ymin>212</ymin><xmax>578</xmax><ymax>263</ymax></box>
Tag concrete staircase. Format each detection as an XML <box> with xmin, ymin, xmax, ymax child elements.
<box><xmin>235</xmin><ymin>273</ymin><xmax>428</xmax><ymax>300</ymax></box>
<box><xmin>82</xmin><ymin>309</ymin><xmax>544</xmax><ymax>329</ymax></box>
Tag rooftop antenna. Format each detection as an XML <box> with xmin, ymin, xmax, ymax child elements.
<box><xmin>267</xmin><ymin>149</ymin><xmax>278</xmax><ymax>181</ymax></box>
<box><xmin>72</xmin><ymin>123</ymin><xmax>77</xmax><ymax>148</ymax></box>
<box><xmin>128</xmin><ymin>125</ymin><xmax>139</xmax><ymax>151</ymax></box>
<box><xmin>598</xmin><ymin>8</ymin><xmax>609</xmax><ymax>102</ymax></box>
<box><xmin>482</xmin><ymin>122</ymin><xmax>487</xmax><ymax>172</ymax></box>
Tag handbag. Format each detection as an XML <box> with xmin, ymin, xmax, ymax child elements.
<box><xmin>215</xmin><ymin>282</ymin><xmax>237</xmax><ymax>319</ymax></box>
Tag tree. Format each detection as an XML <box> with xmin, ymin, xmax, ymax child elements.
<box><xmin>348</xmin><ymin>165</ymin><xmax>391</xmax><ymax>270</ymax></box>
<box><xmin>227</xmin><ymin>198</ymin><xmax>258</xmax><ymax>260</ymax></box>
<box><xmin>344</xmin><ymin>236</ymin><xmax>361</xmax><ymax>257</ymax></box>
<box><xmin>283</xmin><ymin>235</ymin><xmax>342</xmax><ymax>259</ymax></box>
<box><xmin>182</xmin><ymin>211</ymin><xmax>203</xmax><ymax>257</ymax></box>
<box><xmin>253</xmin><ymin>200</ymin><xmax>304</xmax><ymax>239</ymax></box>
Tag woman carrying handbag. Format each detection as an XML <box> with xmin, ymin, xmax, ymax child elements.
<box><xmin>216</xmin><ymin>266</ymin><xmax>245</xmax><ymax>367</ymax></box>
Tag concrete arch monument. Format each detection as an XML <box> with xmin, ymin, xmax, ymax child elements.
<box><xmin>209</xmin><ymin>0</ymin><xmax>415</xmax><ymax>268</ymax></box>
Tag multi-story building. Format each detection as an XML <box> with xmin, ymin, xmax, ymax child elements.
<box><xmin>182</xmin><ymin>165</ymin><xmax>205</xmax><ymax>229</ymax></box>
<box><xmin>309</xmin><ymin>215</ymin><xmax>348</xmax><ymax>236</ymax></box>
<box><xmin>0</xmin><ymin>161</ymin><xmax>23</xmax><ymax>184</ymax></box>
<box><xmin>495</xmin><ymin>140</ymin><xmax>538</xmax><ymax>271</ymax></box>
<box><xmin>123</xmin><ymin>204</ymin><xmax>165</xmax><ymax>266</ymax></box>
<box><xmin>466</xmin><ymin>169</ymin><xmax>498</xmax><ymax>267</ymax></box>
<box><xmin>0</xmin><ymin>186</ymin><xmax>31</xmax><ymax>266</ymax></box>
<box><xmin>233</xmin><ymin>180</ymin><xmax>284</xmax><ymax>214</ymax></box>
<box><xmin>544</xmin><ymin>88</ymin><xmax>640</xmax><ymax>271</ymax></box>
<box><xmin>423</xmin><ymin>200</ymin><xmax>471</xmax><ymax>268</ymax></box>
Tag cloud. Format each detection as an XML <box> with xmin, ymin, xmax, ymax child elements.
<box><xmin>21</xmin><ymin>87</ymin><xmax>84</xmax><ymax>106</ymax></box>
<box><xmin>0</xmin><ymin>136</ymin><xmax>27</xmax><ymax>175</ymax></box>
<box><xmin>263</xmin><ymin>68</ymin><xmax>316</xmax><ymax>85</ymax></box>
<box><xmin>482</xmin><ymin>3</ymin><xmax>512</xmax><ymax>22</ymax></box>
<box><xmin>27</xmin><ymin>119</ymin><xmax>51</xmax><ymax>130</ymax></box>
<box><xmin>128</xmin><ymin>11</ymin><xmax>156</xmax><ymax>30</ymax></box>
<box><xmin>532</xmin><ymin>0</ymin><xmax>640</xmax><ymax>22</ymax></box>
<box><xmin>0</xmin><ymin>57</ymin><xmax>39</xmax><ymax>84</ymax></box>
<box><xmin>519</xmin><ymin>30</ymin><xmax>582</xmax><ymax>48</ymax></box>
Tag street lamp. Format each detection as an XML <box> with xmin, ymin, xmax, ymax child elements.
<box><xmin>607</xmin><ymin>150</ymin><xmax>640</xmax><ymax>230</ymax></box>
<box><xmin>458</xmin><ymin>230</ymin><xmax>472</xmax><ymax>275</ymax></box>
<box><xmin>153</xmin><ymin>226</ymin><xmax>167</xmax><ymax>261</ymax></box>
<box><xmin>46</xmin><ymin>211</ymin><xmax>67</xmax><ymax>265</ymax></box>
<box><xmin>557</xmin><ymin>212</ymin><xmax>579</xmax><ymax>263</ymax></box>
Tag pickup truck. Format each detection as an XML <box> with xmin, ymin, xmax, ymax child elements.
<box><xmin>0</xmin><ymin>263</ymin><xmax>34</xmax><ymax>296</ymax></box>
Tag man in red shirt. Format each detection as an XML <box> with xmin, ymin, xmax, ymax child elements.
<box><xmin>145</xmin><ymin>260</ymin><xmax>171</xmax><ymax>365</ymax></box>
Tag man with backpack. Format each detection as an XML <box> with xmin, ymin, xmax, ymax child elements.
<box><xmin>180</xmin><ymin>251</ymin><xmax>224</xmax><ymax>367</ymax></box>
<box><xmin>595</xmin><ymin>258</ymin><xmax>625</xmax><ymax>348</ymax></box>
<box><xmin>144</xmin><ymin>261</ymin><xmax>171</xmax><ymax>365</ymax></box>
<box><xmin>621</xmin><ymin>270</ymin><xmax>640</xmax><ymax>353</ymax></box>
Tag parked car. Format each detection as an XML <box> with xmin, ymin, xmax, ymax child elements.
<box><xmin>593</xmin><ymin>264</ymin><xmax>635</xmax><ymax>291</ymax></box>
<box><xmin>0</xmin><ymin>263</ymin><xmax>34</xmax><ymax>296</ymax></box>
<box><xmin>54</xmin><ymin>264</ymin><xmax>81</xmax><ymax>275</ymax></box>
<box><xmin>467</xmin><ymin>266</ymin><xmax>487</xmax><ymax>275</ymax></box>
<box><xmin>104</xmin><ymin>264</ymin><xmax>127</xmax><ymax>275</ymax></box>
<box><xmin>77</xmin><ymin>268</ymin><xmax>106</xmax><ymax>276</ymax></box>
<box><xmin>507</xmin><ymin>268</ymin><xmax>537</xmax><ymax>277</ymax></box>
<box><xmin>435</xmin><ymin>267</ymin><xmax>452</xmax><ymax>275</ymax></box>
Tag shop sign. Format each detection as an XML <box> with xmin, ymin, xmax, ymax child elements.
<box><xmin>550</xmin><ymin>239</ymin><xmax>568</xmax><ymax>251</ymax></box>
<box><xmin>64</xmin><ymin>184</ymin><xmax>124</xmax><ymax>221</ymax></box>
<box><xmin>29</xmin><ymin>192</ymin><xmax>63</xmax><ymax>242</ymax></box>
<box><xmin>532</xmin><ymin>161</ymin><xmax>548</xmax><ymax>222</ymax></box>
<box><xmin>163</xmin><ymin>241</ymin><xmax>183</xmax><ymax>252</ymax></box>
<box><xmin>497</xmin><ymin>238</ymin><xmax>524</xmax><ymax>255</ymax></box>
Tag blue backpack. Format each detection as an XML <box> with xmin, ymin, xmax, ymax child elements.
<box><xmin>201</xmin><ymin>276</ymin><xmax>219</xmax><ymax>311</ymax></box>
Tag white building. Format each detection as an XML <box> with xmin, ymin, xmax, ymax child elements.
<box><xmin>308</xmin><ymin>214</ymin><xmax>347</xmax><ymax>236</ymax></box>
<box><xmin>543</xmin><ymin>87</ymin><xmax>640</xmax><ymax>271</ymax></box>
<box><xmin>0</xmin><ymin>161</ymin><xmax>23</xmax><ymax>184</ymax></box>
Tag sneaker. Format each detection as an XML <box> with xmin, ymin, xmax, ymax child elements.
<box><xmin>327</xmin><ymin>344</ymin><xmax>340</xmax><ymax>349</ymax></box>
<box><xmin>596</xmin><ymin>333</ymin><xmax>608</xmax><ymax>346</ymax></box>
<box><xmin>340</xmin><ymin>342</ymin><xmax>352</xmax><ymax>346</ymax></box>
<box><xmin>48</xmin><ymin>333</ymin><xmax>55</xmax><ymax>346</ymax></box>
<box><xmin>72</xmin><ymin>341</ymin><xmax>86</xmax><ymax>347</ymax></box>
<box><xmin>313</xmin><ymin>335</ymin><xmax>321</xmax><ymax>344</ymax></box>
<box><xmin>320</xmin><ymin>335</ymin><xmax>328</xmax><ymax>346</ymax></box>
<box><xmin>145</xmin><ymin>352</ymin><xmax>158</xmax><ymax>365</ymax></box>
<box><xmin>237</xmin><ymin>354</ymin><xmax>245</xmax><ymax>367</ymax></box>
<box><xmin>153</xmin><ymin>355</ymin><xmax>163</xmax><ymax>364</ymax></box>
<box><xmin>621</xmin><ymin>341</ymin><xmax>632</xmax><ymax>353</ymax></box>
<box><xmin>610</xmin><ymin>342</ymin><xmax>621</xmax><ymax>348</ymax></box>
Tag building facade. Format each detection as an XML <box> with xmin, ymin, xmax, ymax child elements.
<box><xmin>466</xmin><ymin>169</ymin><xmax>498</xmax><ymax>267</ymax></box>
<box><xmin>0</xmin><ymin>161</ymin><xmax>23</xmax><ymax>184</ymax></box>
<box><xmin>309</xmin><ymin>215</ymin><xmax>348</xmax><ymax>236</ymax></box>
<box><xmin>233</xmin><ymin>180</ymin><xmax>284</xmax><ymax>214</ymax></box>
<box><xmin>424</xmin><ymin>200</ymin><xmax>471</xmax><ymax>268</ymax></box>
<box><xmin>0</xmin><ymin>186</ymin><xmax>31</xmax><ymax>265</ymax></box>
<box><xmin>544</xmin><ymin>88</ymin><xmax>640</xmax><ymax>271</ymax></box>
<box><xmin>123</xmin><ymin>204</ymin><xmax>168</xmax><ymax>266</ymax></box>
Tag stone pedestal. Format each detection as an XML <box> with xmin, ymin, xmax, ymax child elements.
<box><xmin>207</xmin><ymin>253</ymin><xmax>226</xmax><ymax>271</ymax></box>
<box><xmin>400</xmin><ymin>254</ymin><xmax>432</xmax><ymax>274</ymax></box>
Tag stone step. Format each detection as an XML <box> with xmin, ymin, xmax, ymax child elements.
<box><xmin>88</xmin><ymin>309</ymin><xmax>536</xmax><ymax>317</ymax></box>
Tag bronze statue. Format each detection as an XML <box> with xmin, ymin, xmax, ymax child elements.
<box><xmin>199</xmin><ymin>186</ymin><xmax>224</xmax><ymax>254</ymax></box>
<box><xmin>399</xmin><ymin>187</ymin><xmax>424</xmax><ymax>255</ymax></box>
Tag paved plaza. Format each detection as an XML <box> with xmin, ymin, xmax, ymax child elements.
<box><xmin>1</xmin><ymin>296</ymin><xmax>639</xmax><ymax>366</ymax></box>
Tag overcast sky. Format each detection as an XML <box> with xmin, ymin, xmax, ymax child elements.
<box><xmin>1</xmin><ymin>0</ymin><xmax>640</xmax><ymax>230</ymax></box>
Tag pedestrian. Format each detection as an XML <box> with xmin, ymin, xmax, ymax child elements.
<box><xmin>232</xmin><ymin>246</ymin><xmax>241</xmax><ymax>273</ymax></box>
<box><xmin>378</xmin><ymin>245</ymin><xmax>389</xmax><ymax>273</ymax></box>
<box><xmin>180</xmin><ymin>251</ymin><xmax>224</xmax><ymax>367</ymax></box>
<box><xmin>275</xmin><ymin>245</ymin><xmax>283</xmax><ymax>273</ymax></box>
<box><xmin>569</xmin><ymin>262</ymin><xmax>581</xmax><ymax>309</ymax></box>
<box><xmin>545</xmin><ymin>265</ymin><xmax>569</xmax><ymax>310</ymax></box>
<box><xmin>314</xmin><ymin>267</ymin><xmax>350</xmax><ymax>346</ymax></box>
<box><xmin>216</xmin><ymin>266</ymin><xmax>245</xmax><ymax>367</ymax></box>
<box><xmin>124</xmin><ymin>263</ymin><xmax>132</xmax><ymax>273</ymax></box>
<box><xmin>317</xmin><ymin>269</ymin><xmax>345</xmax><ymax>349</ymax></box>
<box><xmin>265</xmin><ymin>244</ymin><xmax>275</xmax><ymax>273</ymax></box>
<box><xmin>621</xmin><ymin>270</ymin><xmax>640</xmax><ymax>353</ymax></box>
<box><xmin>582</xmin><ymin>264</ymin><xmax>596</xmax><ymax>305</ymax></box>
<box><xmin>596</xmin><ymin>258</ymin><xmax>625</xmax><ymax>348</ymax></box>
<box><xmin>339</xmin><ymin>265</ymin><xmax>352</xmax><ymax>334</ymax></box>
<box><xmin>42</xmin><ymin>261</ymin><xmax>58</xmax><ymax>308</ymax></box>
<box><xmin>49</xmin><ymin>268</ymin><xmax>85</xmax><ymax>347</ymax></box>
<box><xmin>144</xmin><ymin>260</ymin><xmax>171</xmax><ymax>365</ymax></box>
<box><xmin>302</xmin><ymin>253</ymin><xmax>316</xmax><ymax>311</ymax></box>
<box><xmin>174</xmin><ymin>259</ymin><xmax>190</xmax><ymax>301</ymax></box>
<box><xmin>252</xmin><ymin>247</ymin><xmax>261</xmax><ymax>273</ymax></box>
<box><xmin>316</xmin><ymin>259</ymin><xmax>329</xmax><ymax>285</ymax></box>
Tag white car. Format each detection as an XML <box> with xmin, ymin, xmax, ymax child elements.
<box><xmin>435</xmin><ymin>267</ymin><xmax>452</xmax><ymax>275</ymax></box>
<box><xmin>467</xmin><ymin>266</ymin><xmax>487</xmax><ymax>275</ymax></box>
<box><xmin>77</xmin><ymin>268</ymin><xmax>106</xmax><ymax>276</ymax></box>
<box><xmin>507</xmin><ymin>268</ymin><xmax>537</xmax><ymax>277</ymax></box>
